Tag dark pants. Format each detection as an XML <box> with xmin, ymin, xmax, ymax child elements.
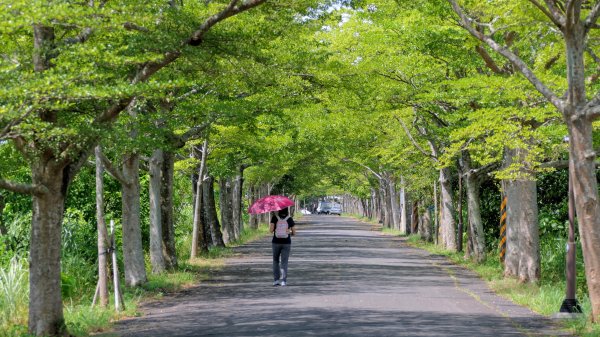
<box><xmin>272</xmin><ymin>243</ymin><xmax>291</xmax><ymax>282</ymax></box>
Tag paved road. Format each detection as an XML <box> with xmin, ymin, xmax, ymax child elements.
<box><xmin>114</xmin><ymin>215</ymin><xmax>570</xmax><ymax>337</ymax></box>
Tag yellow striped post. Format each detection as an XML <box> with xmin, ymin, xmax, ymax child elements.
<box><xmin>499</xmin><ymin>195</ymin><xmax>507</xmax><ymax>264</ymax></box>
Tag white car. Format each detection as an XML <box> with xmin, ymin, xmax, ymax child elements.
<box><xmin>300</xmin><ymin>209</ymin><xmax>312</xmax><ymax>215</ymax></box>
<box><xmin>329</xmin><ymin>205</ymin><xmax>342</xmax><ymax>215</ymax></box>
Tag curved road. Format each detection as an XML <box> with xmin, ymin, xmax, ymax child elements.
<box><xmin>114</xmin><ymin>215</ymin><xmax>570</xmax><ymax>337</ymax></box>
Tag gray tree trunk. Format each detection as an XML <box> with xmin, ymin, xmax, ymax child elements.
<box><xmin>388</xmin><ymin>177</ymin><xmax>401</xmax><ymax>230</ymax></box>
<box><xmin>434</xmin><ymin>180</ymin><xmax>439</xmax><ymax>245</ymax></box>
<box><xmin>232</xmin><ymin>168</ymin><xmax>244</xmax><ymax>240</ymax></box>
<box><xmin>95</xmin><ymin>147</ymin><xmax>109</xmax><ymax>307</ymax></box>
<box><xmin>248</xmin><ymin>185</ymin><xmax>259</xmax><ymax>230</ymax></box>
<box><xmin>465</xmin><ymin>173</ymin><xmax>486</xmax><ymax>263</ymax></box>
<box><xmin>502</xmin><ymin>148</ymin><xmax>540</xmax><ymax>282</ymax></box>
<box><xmin>379</xmin><ymin>181</ymin><xmax>390</xmax><ymax>227</ymax></box>
<box><xmin>149</xmin><ymin>150</ymin><xmax>166</xmax><ymax>274</ymax></box>
<box><xmin>121</xmin><ymin>153</ymin><xmax>147</xmax><ymax>287</ymax></box>
<box><xmin>420</xmin><ymin>204</ymin><xmax>433</xmax><ymax>242</ymax></box>
<box><xmin>29</xmin><ymin>163</ymin><xmax>67</xmax><ymax>336</ymax></box>
<box><xmin>439</xmin><ymin>168</ymin><xmax>457</xmax><ymax>250</ymax></box>
<box><xmin>161</xmin><ymin>151</ymin><xmax>177</xmax><ymax>269</ymax></box>
<box><xmin>219</xmin><ymin>178</ymin><xmax>235</xmax><ymax>243</ymax></box>
<box><xmin>399</xmin><ymin>176</ymin><xmax>407</xmax><ymax>234</ymax></box>
<box><xmin>204</xmin><ymin>176</ymin><xmax>225</xmax><ymax>247</ymax></box>
<box><xmin>0</xmin><ymin>193</ymin><xmax>6</xmax><ymax>235</ymax></box>
<box><xmin>371</xmin><ymin>188</ymin><xmax>380</xmax><ymax>223</ymax></box>
<box><xmin>360</xmin><ymin>198</ymin><xmax>368</xmax><ymax>218</ymax></box>
<box><xmin>191</xmin><ymin>174</ymin><xmax>209</xmax><ymax>256</ymax></box>
<box><xmin>26</xmin><ymin>23</ymin><xmax>68</xmax><ymax>337</ymax></box>
<box><xmin>503</xmin><ymin>178</ymin><xmax>540</xmax><ymax>282</ymax></box>
<box><xmin>457</xmin><ymin>174</ymin><xmax>464</xmax><ymax>253</ymax></box>
<box><xmin>191</xmin><ymin>141</ymin><xmax>208</xmax><ymax>257</ymax></box>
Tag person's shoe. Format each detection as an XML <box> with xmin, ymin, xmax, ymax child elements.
<box><xmin>273</xmin><ymin>280</ymin><xmax>280</xmax><ymax>286</ymax></box>
<box><xmin>280</xmin><ymin>281</ymin><xmax>286</xmax><ymax>286</ymax></box>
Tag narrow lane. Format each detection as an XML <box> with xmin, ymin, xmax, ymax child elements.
<box><xmin>114</xmin><ymin>215</ymin><xmax>569</xmax><ymax>337</ymax></box>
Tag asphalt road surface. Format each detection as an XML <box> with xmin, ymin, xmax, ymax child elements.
<box><xmin>113</xmin><ymin>215</ymin><xmax>570</xmax><ymax>337</ymax></box>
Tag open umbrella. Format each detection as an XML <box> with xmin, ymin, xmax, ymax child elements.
<box><xmin>248</xmin><ymin>195</ymin><xmax>294</xmax><ymax>214</ymax></box>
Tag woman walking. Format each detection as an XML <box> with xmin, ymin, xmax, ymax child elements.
<box><xmin>270</xmin><ymin>208</ymin><xmax>296</xmax><ymax>286</ymax></box>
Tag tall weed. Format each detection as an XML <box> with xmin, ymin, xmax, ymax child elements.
<box><xmin>0</xmin><ymin>257</ymin><xmax>28</xmax><ymax>330</ymax></box>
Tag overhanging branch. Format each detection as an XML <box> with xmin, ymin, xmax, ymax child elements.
<box><xmin>395</xmin><ymin>116</ymin><xmax>437</xmax><ymax>161</ymax></box>
<box><xmin>341</xmin><ymin>158</ymin><xmax>382</xmax><ymax>180</ymax></box>
<box><xmin>586</xmin><ymin>2</ymin><xmax>600</xmax><ymax>34</ymax></box>
<box><xmin>97</xmin><ymin>149</ymin><xmax>130</xmax><ymax>186</ymax></box>
<box><xmin>528</xmin><ymin>0</ymin><xmax>565</xmax><ymax>29</ymax></box>
<box><xmin>0</xmin><ymin>179</ymin><xmax>48</xmax><ymax>195</ymax></box>
<box><xmin>95</xmin><ymin>0</ymin><xmax>266</xmax><ymax>125</ymax></box>
<box><xmin>584</xmin><ymin>94</ymin><xmax>600</xmax><ymax>120</ymax></box>
<box><xmin>448</xmin><ymin>0</ymin><xmax>564</xmax><ymax>112</ymax></box>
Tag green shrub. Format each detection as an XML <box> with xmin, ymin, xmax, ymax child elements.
<box><xmin>2</xmin><ymin>211</ymin><xmax>31</xmax><ymax>258</ymax></box>
<box><xmin>61</xmin><ymin>255</ymin><xmax>97</xmax><ymax>301</ymax></box>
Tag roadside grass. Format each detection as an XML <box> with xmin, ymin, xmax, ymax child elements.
<box><xmin>381</xmin><ymin>227</ymin><xmax>406</xmax><ymax>237</ymax></box>
<box><xmin>0</xmin><ymin>224</ymin><xmax>271</xmax><ymax>337</ymax></box>
<box><xmin>0</xmin><ymin>257</ymin><xmax>29</xmax><ymax>336</ymax></box>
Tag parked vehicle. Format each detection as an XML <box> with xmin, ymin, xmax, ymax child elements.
<box><xmin>317</xmin><ymin>201</ymin><xmax>342</xmax><ymax>215</ymax></box>
<box><xmin>329</xmin><ymin>204</ymin><xmax>342</xmax><ymax>215</ymax></box>
<box><xmin>316</xmin><ymin>202</ymin><xmax>331</xmax><ymax>214</ymax></box>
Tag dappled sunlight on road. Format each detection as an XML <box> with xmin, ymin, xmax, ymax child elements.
<box><xmin>114</xmin><ymin>215</ymin><xmax>571</xmax><ymax>337</ymax></box>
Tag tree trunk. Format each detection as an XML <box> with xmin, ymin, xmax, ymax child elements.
<box><xmin>465</xmin><ymin>173</ymin><xmax>486</xmax><ymax>263</ymax></box>
<box><xmin>503</xmin><ymin>178</ymin><xmax>540</xmax><ymax>282</ymax></box>
<box><xmin>434</xmin><ymin>180</ymin><xmax>439</xmax><ymax>245</ymax></box>
<box><xmin>420</xmin><ymin>204</ymin><xmax>432</xmax><ymax>242</ymax></box>
<box><xmin>389</xmin><ymin>177</ymin><xmax>400</xmax><ymax>230</ymax></box>
<box><xmin>191</xmin><ymin>140</ymin><xmax>209</xmax><ymax>257</ymax></box>
<box><xmin>219</xmin><ymin>178</ymin><xmax>235</xmax><ymax>243</ymax></box>
<box><xmin>191</xmin><ymin>166</ymin><xmax>209</xmax><ymax>257</ymax></box>
<box><xmin>0</xmin><ymin>193</ymin><xmax>6</xmax><ymax>235</ymax></box>
<box><xmin>204</xmin><ymin>176</ymin><xmax>225</xmax><ymax>247</ymax></box>
<box><xmin>439</xmin><ymin>168</ymin><xmax>457</xmax><ymax>250</ymax></box>
<box><xmin>502</xmin><ymin>147</ymin><xmax>540</xmax><ymax>282</ymax></box>
<box><xmin>249</xmin><ymin>185</ymin><xmax>259</xmax><ymax>229</ymax></box>
<box><xmin>457</xmin><ymin>174</ymin><xmax>464</xmax><ymax>253</ymax></box>
<box><xmin>161</xmin><ymin>151</ymin><xmax>177</xmax><ymax>269</ymax></box>
<box><xmin>121</xmin><ymin>153</ymin><xmax>147</xmax><ymax>287</ymax></box>
<box><xmin>563</xmin><ymin>21</ymin><xmax>600</xmax><ymax>318</ymax></box>
<box><xmin>411</xmin><ymin>200</ymin><xmax>419</xmax><ymax>234</ymax></box>
<box><xmin>379</xmin><ymin>180</ymin><xmax>390</xmax><ymax>227</ymax></box>
<box><xmin>149</xmin><ymin>150</ymin><xmax>166</xmax><ymax>274</ymax></box>
<box><xmin>569</xmin><ymin>116</ymin><xmax>600</xmax><ymax>316</ymax></box>
<box><xmin>516</xmin><ymin>179</ymin><xmax>540</xmax><ymax>283</ymax></box>
<box><xmin>399</xmin><ymin>176</ymin><xmax>407</xmax><ymax>234</ymax></box>
<box><xmin>95</xmin><ymin>147</ymin><xmax>109</xmax><ymax>308</ymax></box>
<box><xmin>359</xmin><ymin>198</ymin><xmax>366</xmax><ymax>219</ymax></box>
<box><xmin>232</xmin><ymin>168</ymin><xmax>244</xmax><ymax>240</ymax></box>
<box><xmin>29</xmin><ymin>164</ymin><xmax>68</xmax><ymax>336</ymax></box>
<box><xmin>27</xmin><ymin>21</ymin><xmax>68</xmax><ymax>337</ymax></box>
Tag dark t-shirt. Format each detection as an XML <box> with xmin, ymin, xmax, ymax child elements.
<box><xmin>271</xmin><ymin>215</ymin><xmax>295</xmax><ymax>244</ymax></box>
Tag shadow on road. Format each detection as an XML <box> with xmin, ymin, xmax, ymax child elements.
<box><xmin>114</xmin><ymin>215</ymin><xmax>570</xmax><ymax>337</ymax></box>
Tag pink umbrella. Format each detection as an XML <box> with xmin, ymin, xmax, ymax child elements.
<box><xmin>248</xmin><ymin>195</ymin><xmax>294</xmax><ymax>214</ymax></box>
